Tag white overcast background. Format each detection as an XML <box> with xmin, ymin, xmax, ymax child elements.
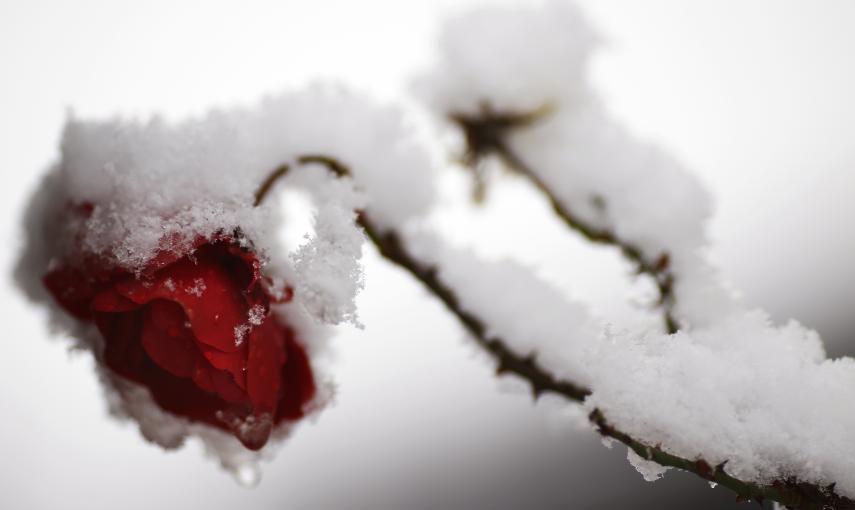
<box><xmin>2</xmin><ymin>1</ymin><xmax>855</xmax><ymax>509</ymax></box>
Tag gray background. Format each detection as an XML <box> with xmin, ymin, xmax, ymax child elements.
<box><xmin>2</xmin><ymin>0</ymin><xmax>855</xmax><ymax>508</ymax></box>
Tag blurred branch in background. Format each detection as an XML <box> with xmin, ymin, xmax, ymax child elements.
<box><xmin>450</xmin><ymin>103</ymin><xmax>678</xmax><ymax>334</ymax></box>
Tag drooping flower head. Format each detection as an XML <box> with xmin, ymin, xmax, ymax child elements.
<box><xmin>44</xmin><ymin>219</ymin><xmax>315</xmax><ymax>450</ymax></box>
<box><xmin>16</xmin><ymin>86</ymin><xmax>435</xmax><ymax>477</ymax></box>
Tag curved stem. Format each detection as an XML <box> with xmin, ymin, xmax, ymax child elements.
<box><xmin>255</xmin><ymin>155</ymin><xmax>853</xmax><ymax>509</ymax></box>
<box><xmin>254</xmin><ymin>164</ymin><xmax>290</xmax><ymax>206</ymax></box>
<box><xmin>253</xmin><ymin>156</ymin><xmax>351</xmax><ymax>207</ymax></box>
<box><xmin>359</xmin><ymin>207</ymin><xmax>848</xmax><ymax>509</ymax></box>
<box><xmin>297</xmin><ymin>154</ymin><xmax>351</xmax><ymax>177</ymax></box>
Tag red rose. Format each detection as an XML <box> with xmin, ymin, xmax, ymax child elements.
<box><xmin>43</xmin><ymin>222</ymin><xmax>316</xmax><ymax>451</ymax></box>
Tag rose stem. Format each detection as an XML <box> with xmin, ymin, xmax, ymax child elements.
<box><xmin>450</xmin><ymin>104</ymin><xmax>678</xmax><ymax>334</ymax></box>
<box><xmin>254</xmin><ymin>155</ymin><xmax>849</xmax><ymax>509</ymax></box>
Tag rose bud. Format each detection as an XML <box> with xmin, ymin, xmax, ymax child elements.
<box><xmin>43</xmin><ymin>220</ymin><xmax>316</xmax><ymax>451</ymax></box>
<box><xmin>17</xmin><ymin>92</ymin><xmax>431</xmax><ymax>474</ymax></box>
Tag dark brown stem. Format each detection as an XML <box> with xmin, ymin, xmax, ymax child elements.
<box><xmin>254</xmin><ymin>164</ymin><xmax>290</xmax><ymax>206</ymax></box>
<box><xmin>297</xmin><ymin>155</ymin><xmax>351</xmax><ymax>178</ymax></box>
<box><xmin>358</xmin><ymin>204</ymin><xmax>850</xmax><ymax>509</ymax></box>
<box><xmin>253</xmin><ymin>156</ymin><xmax>351</xmax><ymax>207</ymax></box>
<box><xmin>255</xmin><ymin>155</ymin><xmax>853</xmax><ymax>509</ymax></box>
<box><xmin>451</xmin><ymin>105</ymin><xmax>679</xmax><ymax>334</ymax></box>
<box><xmin>358</xmin><ymin>214</ymin><xmax>590</xmax><ymax>402</ymax></box>
<box><xmin>497</xmin><ymin>143</ymin><xmax>678</xmax><ymax>334</ymax></box>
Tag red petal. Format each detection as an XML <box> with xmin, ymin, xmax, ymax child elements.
<box><xmin>91</xmin><ymin>287</ymin><xmax>140</xmax><ymax>313</ymax></box>
<box><xmin>208</xmin><ymin>368</ymin><xmax>248</xmax><ymax>404</ymax></box>
<box><xmin>223</xmin><ymin>243</ymin><xmax>264</xmax><ymax>292</ymax></box>
<box><xmin>43</xmin><ymin>266</ymin><xmax>100</xmax><ymax>320</ymax></box>
<box><xmin>113</xmin><ymin>244</ymin><xmax>250</xmax><ymax>353</ymax></box>
<box><xmin>140</xmin><ymin>300</ymin><xmax>247</xmax><ymax>404</ymax></box>
<box><xmin>138</xmin><ymin>300</ymin><xmax>199</xmax><ymax>379</ymax></box>
<box><xmin>246</xmin><ymin>316</ymin><xmax>287</xmax><ymax>416</ymax></box>
<box><xmin>141</xmin><ymin>233</ymin><xmax>209</xmax><ymax>275</ymax></box>
<box><xmin>95</xmin><ymin>305</ymin><xmax>250</xmax><ymax>425</ymax></box>
<box><xmin>275</xmin><ymin>322</ymin><xmax>317</xmax><ymax>423</ymax></box>
<box><xmin>46</xmin><ymin>234</ymin><xmax>316</xmax><ymax>449</ymax></box>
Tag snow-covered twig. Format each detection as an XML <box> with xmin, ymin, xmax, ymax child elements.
<box><xmin>266</xmin><ymin>155</ymin><xmax>854</xmax><ymax>510</ymax></box>
<box><xmin>367</xmin><ymin>215</ymin><xmax>853</xmax><ymax>510</ymax></box>
<box><xmin>450</xmin><ymin>104</ymin><xmax>678</xmax><ymax>333</ymax></box>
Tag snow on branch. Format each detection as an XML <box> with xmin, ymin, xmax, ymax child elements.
<box><xmin>415</xmin><ymin>0</ymin><xmax>736</xmax><ymax>332</ymax></box>
<box><xmin>402</xmin><ymin>1</ymin><xmax>855</xmax><ymax>506</ymax></box>
<box><xmin>449</xmin><ymin>104</ymin><xmax>681</xmax><ymax>333</ymax></box>
<box><xmin>288</xmin><ymin>153</ymin><xmax>855</xmax><ymax>509</ymax></box>
<box><xmin>413</xmin><ymin>246</ymin><xmax>855</xmax><ymax>508</ymax></box>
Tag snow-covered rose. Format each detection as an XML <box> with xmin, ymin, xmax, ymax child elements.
<box><xmin>16</xmin><ymin>88</ymin><xmax>432</xmax><ymax>474</ymax></box>
<box><xmin>43</xmin><ymin>208</ymin><xmax>316</xmax><ymax>451</ymax></box>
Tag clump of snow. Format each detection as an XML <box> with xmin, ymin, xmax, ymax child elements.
<box><xmin>186</xmin><ymin>277</ymin><xmax>206</xmax><ymax>297</ymax></box>
<box><xmin>51</xmin><ymin>84</ymin><xmax>434</xmax><ymax>273</ymax></box>
<box><xmin>233</xmin><ymin>304</ymin><xmax>267</xmax><ymax>347</ymax></box>
<box><xmin>416</xmin><ymin>0</ymin><xmax>736</xmax><ymax>327</ymax></box>
<box><xmin>413</xmin><ymin>234</ymin><xmax>855</xmax><ymax>497</ymax></box>
<box><xmin>247</xmin><ymin>304</ymin><xmax>266</xmax><ymax>325</ymax></box>
<box><xmin>28</xmin><ymin>84</ymin><xmax>437</xmax><ymax>326</ymax></box>
<box><xmin>286</xmin><ymin>164</ymin><xmax>366</xmax><ymax>326</ymax></box>
<box><xmin>585</xmin><ymin>311</ymin><xmax>855</xmax><ymax>497</ymax></box>
<box><xmin>59</xmin><ymin>116</ymin><xmax>270</xmax><ymax>271</ymax></box>
<box><xmin>252</xmin><ymin>85</ymin><xmax>437</xmax><ymax>234</ymax></box>
<box><xmin>627</xmin><ymin>448</ymin><xmax>669</xmax><ymax>482</ymax></box>
<box><xmin>406</xmin><ymin>231</ymin><xmax>599</xmax><ymax>385</ymax></box>
<box><xmin>47</xmin><ymin>84</ymin><xmax>435</xmax><ymax>325</ymax></box>
<box><xmin>415</xmin><ymin>0</ymin><xmax>599</xmax><ymax>115</ymax></box>
<box><xmin>510</xmin><ymin>103</ymin><xmax>711</xmax><ymax>261</ymax></box>
<box><xmin>671</xmin><ymin>251</ymin><xmax>741</xmax><ymax>328</ymax></box>
<box><xmin>509</xmin><ymin>105</ymin><xmax>739</xmax><ymax>326</ymax></box>
<box><xmin>233</xmin><ymin>324</ymin><xmax>250</xmax><ymax>347</ymax></box>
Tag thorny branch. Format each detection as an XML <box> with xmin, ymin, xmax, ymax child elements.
<box><xmin>450</xmin><ymin>103</ymin><xmax>678</xmax><ymax>334</ymax></box>
<box><xmin>255</xmin><ymin>156</ymin><xmax>854</xmax><ymax>509</ymax></box>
